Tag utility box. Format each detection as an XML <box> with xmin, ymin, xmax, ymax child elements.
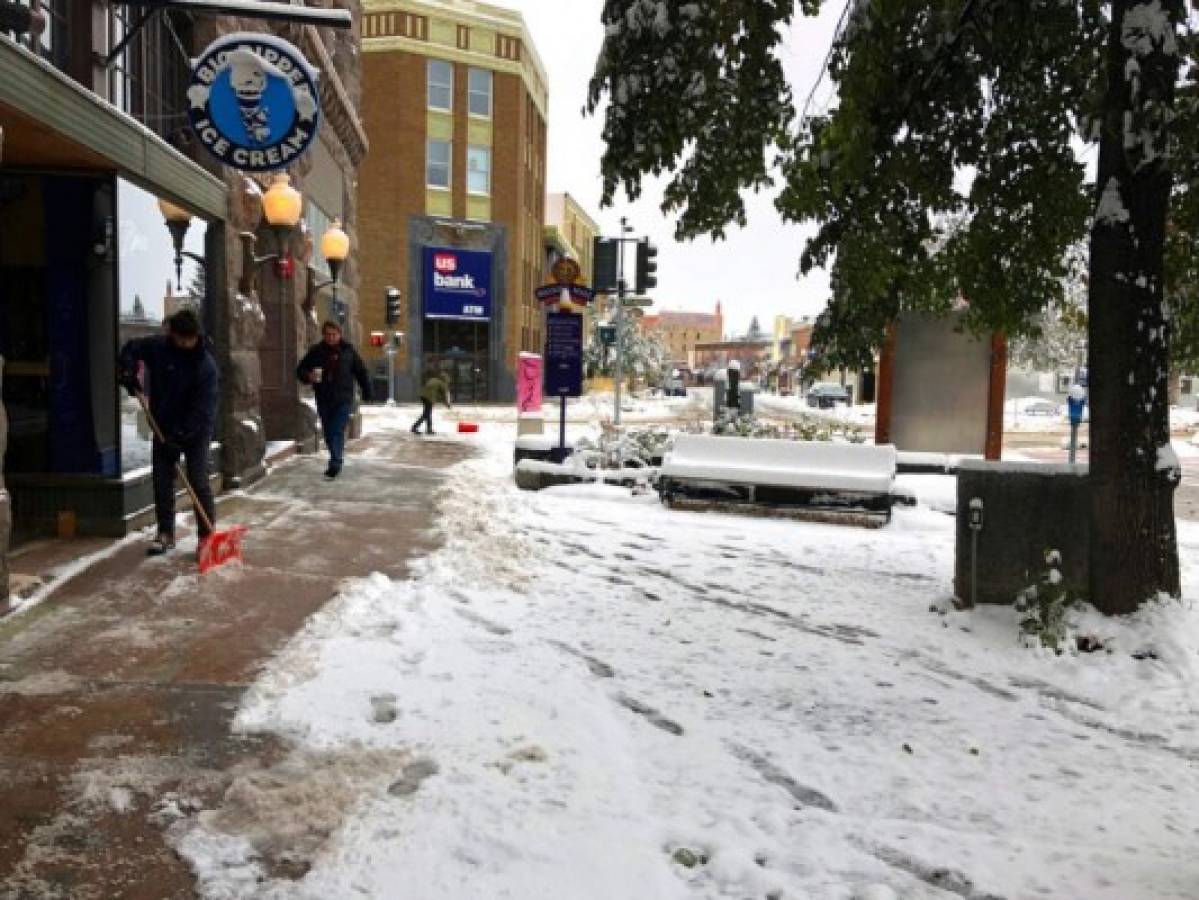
<box><xmin>955</xmin><ymin>461</ymin><xmax>1089</xmax><ymax>606</ymax></box>
<box><xmin>740</xmin><ymin>384</ymin><xmax>756</xmax><ymax>416</ymax></box>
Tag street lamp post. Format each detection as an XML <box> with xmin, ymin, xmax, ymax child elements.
<box><xmin>319</xmin><ymin>219</ymin><xmax>350</xmax><ymax>326</ymax></box>
<box><xmin>613</xmin><ymin>217</ymin><xmax>634</xmax><ymax>426</ymax></box>
<box><xmin>254</xmin><ymin>173</ymin><xmax>303</xmax><ymax>278</ymax></box>
<box><xmin>157</xmin><ymin>198</ymin><xmax>209</xmax><ymax>294</ymax></box>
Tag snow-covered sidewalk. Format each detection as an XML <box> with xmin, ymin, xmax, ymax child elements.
<box><xmin>178</xmin><ymin>412</ymin><xmax>1199</xmax><ymax>900</ymax></box>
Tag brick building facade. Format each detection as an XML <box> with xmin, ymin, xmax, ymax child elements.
<box><xmin>639</xmin><ymin>302</ymin><xmax>724</xmax><ymax>371</ymax></box>
<box><xmin>359</xmin><ymin>0</ymin><xmax>548</xmax><ymax>403</ymax></box>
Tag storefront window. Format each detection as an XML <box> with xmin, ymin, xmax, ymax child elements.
<box><xmin>0</xmin><ymin>173</ymin><xmax>121</xmax><ymax>476</ymax></box>
<box><xmin>116</xmin><ymin>178</ymin><xmax>207</xmax><ymax>474</ymax></box>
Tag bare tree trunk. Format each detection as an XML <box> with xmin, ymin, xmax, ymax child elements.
<box><xmin>1088</xmin><ymin>0</ymin><xmax>1182</xmax><ymax>614</ymax></box>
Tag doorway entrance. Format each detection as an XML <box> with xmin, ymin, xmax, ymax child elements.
<box><xmin>422</xmin><ymin>318</ymin><xmax>489</xmax><ymax>403</ymax></box>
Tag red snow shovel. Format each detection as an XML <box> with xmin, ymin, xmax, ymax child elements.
<box><xmin>136</xmin><ymin>393</ymin><xmax>246</xmax><ymax>573</ymax></box>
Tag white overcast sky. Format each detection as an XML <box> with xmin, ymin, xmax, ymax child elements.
<box><xmin>507</xmin><ymin>0</ymin><xmax>845</xmax><ymax>337</ymax></box>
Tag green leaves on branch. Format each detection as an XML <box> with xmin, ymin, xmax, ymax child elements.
<box><xmin>587</xmin><ymin>1</ymin><xmax>806</xmax><ymax>239</ymax></box>
<box><xmin>781</xmin><ymin>0</ymin><xmax>1102</xmax><ymax>360</ymax></box>
<box><xmin>587</xmin><ymin>1</ymin><xmax>1113</xmax><ymax>363</ymax></box>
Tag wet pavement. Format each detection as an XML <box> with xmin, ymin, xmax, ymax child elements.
<box><xmin>0</xmin><ymin>433</ymin><xmax>471</xmax><ymax>899</ymax></box>
<box><xmin>1016</xmin><ymin>444</ymin><xmax>1199</xmax><ymax>521</ymax></box>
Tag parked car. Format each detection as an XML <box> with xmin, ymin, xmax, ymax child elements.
<box><xmin>665</xmin><ymin>377</ymin><xmax>687</xmax><ymax>397</ymax></box>
<box><xmin>806</xmin><ymin>382</ymin><xmax>851</xmax><ymax>409</ymax></box>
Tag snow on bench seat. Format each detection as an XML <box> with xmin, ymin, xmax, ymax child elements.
<box><xmin>660</xmin><ymin>435</ymin><xmax>897</xmax><ymax>495</ymax></box>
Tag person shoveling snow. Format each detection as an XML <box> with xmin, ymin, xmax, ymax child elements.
<box><xmin>119</xmin><ymin>309</ymin><xmax>220</xmax><ymax>560</ymax></box>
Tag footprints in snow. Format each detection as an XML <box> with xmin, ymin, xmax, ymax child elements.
<box><xmin>371</xmin><ymin>693</ymin><xmax>398</xmax><ymax>724</ymax></box>
<box><xmin>550</xmin><ymin>641</ymin><xmax>684</xmax><ymax>738</ymax></box>
<box><xmin>616</xmin><ymin>693</ymin><xmax>685</xmax><ymax>736</ymax></box>
<box><xmin>388</xmin><ymin>758</ymin><xmax>440</xmax><ymax>798</ymax></box>
<box><xmin>453</xmin><ymin>607</ymin><xmax>512</xmax><ymax>637</ymax></box>
<box><xmin>548</xmin><ymin>640</ymin><xmax>615</xmax><ymax>679</ymax></box>
<box><xmin>854</xmin><ymin>839</ymin><xmax>1006</xmax><ymax>900</ymax></box>
<box><xmin>729</xmin><ymin>743</ymin><xmax>837</xmax><ymax>812</ymax></box>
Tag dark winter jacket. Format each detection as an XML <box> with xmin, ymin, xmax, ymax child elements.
<box><xmin>296</xmin><ymin>340</ymin><xmax>371</xmax><ymax>409</ymax></box>
<box><xmin>420</xmin><ymin>376</ymin><xmax>452</xmax><ymax>407</ymax></box>
<box><xmin>119</xmin><ymin>335</ymin><xmax>219</xmax><ymax>446</ymax></box>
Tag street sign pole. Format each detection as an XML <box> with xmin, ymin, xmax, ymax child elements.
<box><xmin>386</xmin><ymin>339</ymin><xmax>397</xmax><ymax>407</ymax></box>
<box><xmin>559</xmin><ymin>395</ymin><xmax>568</xmax><ymax>459</ymax></box>
<box><xmin>614</xmin><ymin>217</ymin><xmax>629</xmax><ymax>426</ymax></box>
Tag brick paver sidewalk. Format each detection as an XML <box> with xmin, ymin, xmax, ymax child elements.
<box><xmin>0</xmin><ymin>433</ymin><xmax>469</xmax><ymax>899</ymax></box>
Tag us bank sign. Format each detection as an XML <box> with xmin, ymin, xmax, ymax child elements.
<box><xmin>187</xmin><ymin>33</ymin><xmax>320</xmax><ymax>172</ymax></box>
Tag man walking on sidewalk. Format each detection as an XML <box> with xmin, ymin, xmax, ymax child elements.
<box><xmin>297</xmin><ymin>321</ymin><xmax>372</xmax><ymax>479</ymax></box>
<box><xmin>412</xmin><ymin>373</ymin><xmax>453</xmax><ymax>435</ymax></box>
<box><xmin>119</xmin><ymin>309</ymin><xmax>219</xmax><ymax>556</ymax></box>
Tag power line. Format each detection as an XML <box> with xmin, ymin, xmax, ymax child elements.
<box><xmin>798</xmin><ymin>0</ymin><xmax>853</xmax><ymax>133</ymax></box>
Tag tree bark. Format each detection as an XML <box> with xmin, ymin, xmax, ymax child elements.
<box><xmin>1088</xmin><ymin>0</ymin><xmax>1182</xmax><ymax>614</ymax></box>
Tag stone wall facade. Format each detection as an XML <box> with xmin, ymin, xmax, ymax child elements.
<box><xmin>189</xmin><ymin>8</ymin><xmax>368</xmax><ymax>478</ymax></box>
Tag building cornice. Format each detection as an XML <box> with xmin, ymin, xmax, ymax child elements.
<box><xmin>362</xmin><ymin>0</ymin><xmax>548</xmax><ymax>117</ymax></box>
<box><xmin>301</xmin><ymin>25</ymin><xmax>369</xmax><ymax>167</ymax></box>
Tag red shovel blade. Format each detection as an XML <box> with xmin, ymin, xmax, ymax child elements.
<box><xmin>197</xmin><ymin>525</ymin><xmax>247</xmax><ymax>574</ymax></box>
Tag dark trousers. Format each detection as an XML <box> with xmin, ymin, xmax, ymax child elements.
<box><xmin>413</xmin><ymin>399</ymin><xmax>434</xmax><ymax>433</ymax></box>
<box><xmin>153</xmin><ymin>437</ymin><xmax>215</xmax><ymax>539</ymax></box>
<box><xmin>319</xmin><ymin>401</ymin><xmax>353</xmax><ymax>467</ymax></box>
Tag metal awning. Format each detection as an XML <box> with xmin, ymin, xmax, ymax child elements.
<box><xmin>0</xmin><ymin>33</ymin><xmax>226</xmax><ymax>219</ymax></box>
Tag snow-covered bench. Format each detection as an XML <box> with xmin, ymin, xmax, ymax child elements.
<box><xmin>658</xmin><ymin>435</ymin><xmax>898</xmax><ymax>522</ymax></box>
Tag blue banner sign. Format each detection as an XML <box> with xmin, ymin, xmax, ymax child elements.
<box><xmin>188</xmin><ymin>33</ymin><xmax>321</xmax><ymax>172</ymax></box>
<box><xmin>544</xmin><ymin>311</ymin><xmax>583</xmax><ymax>398</ymax></box>
<box><xmin>424</xmin><ymin>247</ymin><xmax>492</xmax><ymax>321</ymax></box>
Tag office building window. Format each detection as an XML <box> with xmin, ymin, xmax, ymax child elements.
<box><xmin>428</xmin><ymin>59</ymin><xmax>453</xmax><ymax>111</ymax></box>
<box><xmin>468</xmin><ymin>68</ymin><xmax>492</xmax><ymax>118</ymax></box>
<box><xmin>304</xmin><ymin>203</ymin><xmax>336</xmax><ymax>277</ymax></box>
<box><xmin>108</xmin><ymin>7</ymin><xmax>193</xmax><ymax>142</ymax></box>
<box><xmin>467</xmin><ymin>146</ymin><xmax>491</xmax><ymax>195</ymax></box>
<box><xmin>427</xmin><ymin>139</ymin><xmax>451</xmax><ymax>188</ymax></box>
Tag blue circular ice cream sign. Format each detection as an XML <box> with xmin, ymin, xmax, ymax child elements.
<box><xmin>188</xmin><ymin>33</ymin><xmax>320</xmax><ymax>172</ymax></box>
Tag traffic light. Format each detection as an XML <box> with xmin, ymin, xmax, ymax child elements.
<box><xmin>593</xmin><ymin>237</ymin><xmax>620</xmax><ymax>293</ymax></box>
<box><xmin>385</xmin><ymin>287</ymin><xmax>402</xmax><ymax>325</ymax></box>
<box><xmin>635</xmin><ymin>239</ymin><xmax>658</xmax><ymax>293</ymax></box>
